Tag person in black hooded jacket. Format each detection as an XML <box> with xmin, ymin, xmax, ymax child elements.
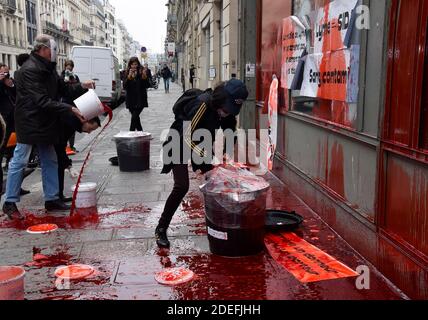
<box><xmin>156</xmin><ymin>79</ymin><xmax>249</xmax><ymax>248</ymax></box>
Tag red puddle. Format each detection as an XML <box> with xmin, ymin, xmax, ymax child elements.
<box><xmin>0</xmin><ymin>205</ymin><xmax>150</xmax><ymax>231</ymax></box>
<box><xmin>181</xmin><ymin>192</ymin><xmax>207</xmax><ymax>235</ymax></box>
<box><xmin>181</xmin><ymin>192</ymin><xmax>205</xmax><ymax>220</ymax></box>
<box><xmin>25</xmin><ymin>247</ymin><xmax>74</xmax><ymax>269</ymax></box>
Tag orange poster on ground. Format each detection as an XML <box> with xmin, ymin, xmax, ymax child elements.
<box><xmin>265</xmin><ymin>232</ymin><xmax>359</xmax><ymax>283</ymax></box>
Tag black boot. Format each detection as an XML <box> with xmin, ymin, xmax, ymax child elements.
<box><xmin>45</xmin><ymin>200</ymin><xmax>71</xmax><ymax>212</ymax></box>
<box><xmin>59</xmin><ymin>195</ymin><xmax>73</xmax><ymax>203</ymax></box>
<box><xmin>155</xmin><ymin>226</ymin><xmax>170</xmax><ymax>248</ymax></box>
<box><xmin>2</xmin><ymin>202</ymin><xmax>25</xmax><ymax>220</ymax></box>
<box><xmin>20</xmin><ymin>188</ymin><xmax>31</xmax><ymax>196</ymax></box>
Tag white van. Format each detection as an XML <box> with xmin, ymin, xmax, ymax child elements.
<box><xmin>71</xmin><ymin>46</ymin><xmax>121</xmax><ymax>108</ymax></box>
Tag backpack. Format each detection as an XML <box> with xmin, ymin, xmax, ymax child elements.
<box><xmin>172</xmin><ymin>88</ymin><xmax>204</xmax><ymax>119</ymax></box>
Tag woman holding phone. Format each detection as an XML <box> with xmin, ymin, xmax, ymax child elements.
<box><xmin>123</xmin><ymin>57</ymin><xmax>150</xmax><ymax>131</ymax></box>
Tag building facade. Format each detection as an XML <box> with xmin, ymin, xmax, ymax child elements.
<box><xmin>90</xmin><ymin>0</ymin><xmax>105</xmax><ymax>47</ymax></box>
<box><xmin>78</xmin><ymin>0</ymin><xmax>92</xmax><ymax>46</ymax></box>
<box><xmin>169</xmin><ymin>0</ymin><xmax>241</xmax><ymax>90</ymax></box>
<box><xmin>102</xmin><ymin>0</ymin><xmax>116</xmax><ymax>55</ymax></box>
<box><xmin>116</xmin><ymin>19</ymin><xmax>133</xmax><ymax>69</ymax></box>
<box><xmin>1</xmin><ymin>0</ymin><xmax>136</xmax><ymax>73</ymax></box>
<box><xmin>0</xmin><ymin>0</ymin><xmax>30</xmax><ymax>71</ymax></box>
<box><xmin>37</xmin><ymin>0</ymin><xmax>73</xmax><ymax>71</ymax></box>
<box><xmin>246</xmin><ymin>0</ymin><xmax>428</xmax><ymax>300</ymax></box>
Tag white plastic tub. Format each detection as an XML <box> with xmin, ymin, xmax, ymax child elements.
<box><xmin>71</xmin><ymin>182</ymin><xmax>97</xmax><ymax>209</ymax></box>
<box><xmin>74</xmin><ymin>89</ymin><xmax>104</xmax><ymax>120</ymax></box>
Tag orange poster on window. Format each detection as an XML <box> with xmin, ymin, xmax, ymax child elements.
<box><xmin>265</xmin><ymin>232</ymin><xmax>359</xmax><ymax>283</ymax></box>
<box><xmin>281</xmin><ymin>16</ymin><xmax>307</xmax><ymax>89</ymax></box>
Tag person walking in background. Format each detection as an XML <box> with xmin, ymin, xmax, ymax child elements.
<box><xmin>2</xmin><ymin>34</ymin><xmax>94</xmax><ymax>220</ymax></box>
<box><xmin>61</xmin><ymin>60</ymin><xmax>81</xmax><ymax>154</ymax></box>
<box><xmin>15</xmin><ymin>54</ymin><xmax>30</xmax><ymax>77</ymax></box>
<box><xmin>124</xmin><ymin>57</ymin><xmax>150</xmax><ymax>132</ymax></box>
<box><xmin>181</xmin><ymin>68</ymin><xmax>185</xmax><ymax>93</ymax></box>
<box><xmin>161</xmin><ymin>64</ymin><xmax>172</xmax><ymax>94</ymax></box>
<box><xmin>144</xmin><ymin>64</ymin><xmax>153</xmax><ymax>82</ymax></box>
<box><xmin>189</xmin><ymin>64</ymin><xmax>196</xmax><ymax>89</ymax></box>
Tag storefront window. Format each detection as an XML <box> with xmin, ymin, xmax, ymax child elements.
<box><xmin>285</xmin><ymin>0</ymin><xmax>362</xmax><ymax>129</ymax></box>
<box><xmin>257</xmin><ymin>0</ymin><xmax>292</xmax><ymax>113</ymax></box>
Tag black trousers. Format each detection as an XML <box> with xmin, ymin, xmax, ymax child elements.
<box><xmin>130</xmin><ymin>109</ymin><xmax>143</xmax><ymax>132</ymax></box>
<box><xmin>158</xmin><ymin>164</ymin><xmax>190</xmax><ymax>229</ymax></box>
<box><xmin>68</xmin><ymin>133</ymin><xmax>76</xmax><ymax>149</ymax></box>
<box><xmin>54</xmin><ymin>143</ymin><xmax>72</xmax><ymax>198</ymax></box>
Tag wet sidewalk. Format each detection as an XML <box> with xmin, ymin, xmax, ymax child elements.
<box><xmin>0</xmin><ymin>84</ymin><xmax>407</xmax><ymax>300</ymax></box>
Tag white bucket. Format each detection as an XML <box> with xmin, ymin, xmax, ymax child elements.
<box><xmin>74</xmin><ymin>89</ymin><xmax>104</xmax><ymax>120</ymax></box>
<box><xmin>0</xmin><ymin>266</ymin><xmax>25</xmax><ymax>300</ymax></box>
<box><xmin>72</xmin><ymin>182</ymin><xmax>97</xmax><ymax>209</ymax></box>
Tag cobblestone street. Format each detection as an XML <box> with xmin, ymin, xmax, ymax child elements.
<box><xmin>0</xmin><ymin>84</ymin><xmax>407</xmax><ymax>300</ymax></box>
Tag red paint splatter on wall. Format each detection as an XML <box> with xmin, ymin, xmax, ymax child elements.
<box><xmin>327</xmin><ymin>142</ymin><xmax>345</xmax><ymax>199</ymax></box>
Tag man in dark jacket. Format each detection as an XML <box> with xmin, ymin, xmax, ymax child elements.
<box><xmin>0</xmin><ymin>64</ymin><xmax>16</xmax><ymax>153</ymax></box>
<box><xmin>0</xmin><ymin>64</ymin><xmax>32</xmax><ymax>199</ymax></box>
<box><xmin>161</xmin><ymin>65</ymin><xmax>172</xmax><ymax>93</ymax></box>
<box><xmin>156</xmin><ymin>79</ymin><xmax>249</xmax><ymax>248</ymax></box>
<box><xmin>0</xmin><ymin>64</ymin><xmax>16</xmax><ymax>199</ymax></box>
<box><xmin>189</xmin><ymin>64</ymin><xmax>196</xmax><ymax>89</ymax></box>
<box><xmin>2</xmin><ymin>34</ymin><xmax>95</xmax><ymax>220</ymax></box>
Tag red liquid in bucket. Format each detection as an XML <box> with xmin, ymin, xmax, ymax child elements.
<box><xmin>0</xmin><ymin>266</ymin><xmax>25</xmax><ymax>300</ymax></box>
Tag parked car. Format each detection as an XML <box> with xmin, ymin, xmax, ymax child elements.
<box><xmin>71</xmin><ymin>46</ymin><xmax>121</xmax><ymax>109</ymax></box>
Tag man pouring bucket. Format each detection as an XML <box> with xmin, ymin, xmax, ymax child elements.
<box><xmin>2</xmin><ymin>35</ymin><xmax>96</xmax><ymax>220</ymax></box>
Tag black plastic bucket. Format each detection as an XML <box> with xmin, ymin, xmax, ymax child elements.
<box><xmin>202</xmin><ymin>187</ymin><xmax>269</xmax><ymax>257</ymax></box>
<box><xmin>114</xmin><ymin>132</ymin><xmax>151</xmax><ymax>172</ymax></box>
<box><xmin>206</xmin><ymin>219</ymin><xmax>265</xmax><ymax>257</ymax></box>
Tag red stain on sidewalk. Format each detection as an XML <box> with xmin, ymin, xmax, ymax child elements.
<box><xmin>0</xmin><ymin>205</ymin><xmax>150</xmax><ymax>231</ymax></box>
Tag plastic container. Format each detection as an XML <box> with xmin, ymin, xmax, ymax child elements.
<box><xmin>114</xmin><ymin>132</ymin><xmax>151</xmax><ymax>172</ymax></box>
<box><xmin>200</xmin><ymin>167</ymin><xmax>270</xmax><ymax>257</ymax></box>
<box><xmin>71</xmin><ymin>182</ymin><xmax>97</xmax><ymax>209</ymax></box>
<box><xmin>74</xmin><ymin>89</ymin><xmax>105</xmax><ymax>120</ymax></box>
<box><xmin>0</xmin><ymin>266</ymin><xmax>25</xmax><ymax>300</ymax></box>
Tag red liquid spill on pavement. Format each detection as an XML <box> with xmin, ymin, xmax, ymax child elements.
<box><xmin>181</xmin><ymin>192</ymin><xmax>205</xmax><ymax>220</ymax></box>
<box><xmin>25</xmin><ymin>247</ymin><xmax>73</xmax><ymax>269</ymax></box>
<box><xmin>180</xmin><ymin>192</ymin><xmax>207</xmax><ymax>235</ymax></box>
<box><xmin>70</xmin><ymin>104</ymin><xmax>113</xmax><ymax>216</ymax></box>
<box><xmin>0</xmin><ymin>205</ymin><xmax>150</xmax><ymax>231</ymax></box>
